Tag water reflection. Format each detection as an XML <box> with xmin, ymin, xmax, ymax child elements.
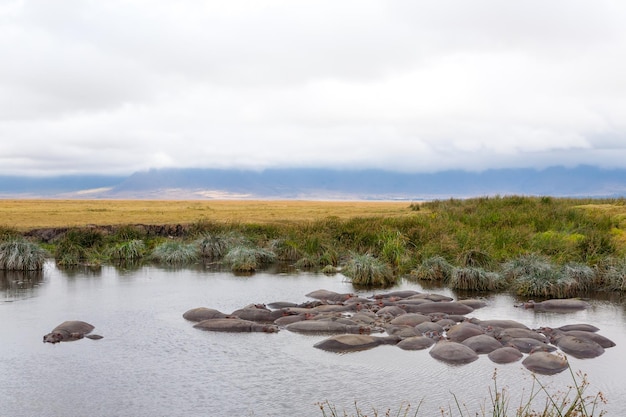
<box><xmin>0</xmin><ymin>269</ymin><xmax>44</xmax><ymax>301</ymax></box>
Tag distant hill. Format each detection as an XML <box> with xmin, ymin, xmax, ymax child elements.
<box><xmin>1</xmin><ymin>166</ymin><xmax>625</xmax><ymax>200</ymax></box>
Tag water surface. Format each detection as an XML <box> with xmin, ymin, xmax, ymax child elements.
<box><xmin>1</xmin><ymin>262</ymin><xmax>625</xmax><ymax>416</ymax></box>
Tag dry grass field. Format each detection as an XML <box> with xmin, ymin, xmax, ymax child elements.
<box><xmin>0</xmin><ymin>199</ymin><xmax>415</xmax><ymax>231</ymax></box>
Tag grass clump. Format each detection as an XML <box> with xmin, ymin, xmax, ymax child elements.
<box><xmin>150</xmin><ymin>241</ymin><xmax>199</xmax><ymax>265</ymax></box>
<box><xmin>222</xmin><ymin>246</ymin><xmax>277</xmax><ymax>272</ymax></box>
<box><xmin>109</xmin><ymin>239</ymin><xmax>146</xmax><ymax>261</ymax></box>
<box><xmin>503</xmin><ymin>254</ymin><xmax>579</xmax><ymax>298</ymax></box>
<box><xmin>196</xmin><ymin>232</ymin><xmax>248</xmax><ymax>260</ymax></box>
<box><xmin>54</xmin><ymin>228</ymin><xmax>105</xmax><ymax>266</ymax></box>
<box><xmin>343</xmin><ymin>253</ymin><xmax>395</xmax><ymax>288</ymax></box>
<box><xmin>449</xmin><ymin>267</ymin><xmax>505</xmax><ymax>291</ymax></box>
<box><xmin>0</xmin><ymin>239</ymin><xmax>47</xmax><ymax>270</ymax></box>
<box><xmin>410</xmin><ymin>256</ymin><xmax>454</xmax><ymax>283</ymax></box>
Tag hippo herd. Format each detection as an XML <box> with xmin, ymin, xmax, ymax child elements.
<box><xmin>43</xmin><ymin>289</ymin><xmax>615</xmax><ymax>376</ymax></box>
<box><xmin>182</xmin><ymin>289</ymin><xmax>615</xmax><ymax>375</ymax></box>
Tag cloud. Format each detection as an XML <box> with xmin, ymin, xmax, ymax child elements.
<box><xmin>1</xmin><ymin>0</ymin><xmax>626</xmax><ymax>176</ymax></box>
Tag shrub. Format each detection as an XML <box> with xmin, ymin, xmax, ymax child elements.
<box><xmin>343</xmin><ymin>253</ymin><xmax>395</xmax><ymax>288</ymax></box>
<box><xmin>150</xmin><ymin>241</ymin><xmax>199</xmax><ymax>264</ymax></box>
<box><xmin>0</xmin><ymin>239</ymin><xmax>47</xmax><ymax>270</ymax></box>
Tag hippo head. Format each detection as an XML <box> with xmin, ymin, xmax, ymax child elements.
<box><xmin>43</xmin><ymin>332</ymin><xmax>64</xmax><ymax>344</ymax></box>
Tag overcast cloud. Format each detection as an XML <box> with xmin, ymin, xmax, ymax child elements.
<box><xmin>1</xmin><ymin>0</ymin><xmax>625</xmax><ymax>176</ymax></box>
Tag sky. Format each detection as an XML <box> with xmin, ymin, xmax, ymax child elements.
<box><xmin>1</xmin><ymin>0</ymin><xmax>626</xmax><ymax>177</ymax></box>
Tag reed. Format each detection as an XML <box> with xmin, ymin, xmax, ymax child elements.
<box><xmin>319</xmin><ymin>366</ymin><xmax>606</xmax><ymax>417</ymax></box>
<box><xmin>0</xmin><ymin>239</ymin><xmax>47</xmax><ymax>270</ymax></box>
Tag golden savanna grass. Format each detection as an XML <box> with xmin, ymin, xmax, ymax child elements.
<box><xmin>0</xmin><ymin>199</ymin><xmax>415</xmax><ymax>231</ymax></box>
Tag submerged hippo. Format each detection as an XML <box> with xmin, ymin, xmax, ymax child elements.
<box><xmin>429</xmin><ymin>341</ymin><xmax>479</xmax><ymax>364</ymax></box>
<box><xmin>183</xmin><ymin>307</ymin><xmax>230</xmax><ymax>322</ymax></box>
<box><xmin>522</xmin><ymin>351</ymin><xmax>569</xmax><ymax>375</ymax></box>
<box><xmin>43</xmin><ymin>321</ymin><xmax>102</xmax><ymax>344</ymax></box>
<box><xmin>193</xmin><ymin>318</ymin><xmax>278</xmax><ymax>333</ymax></box>
<box><xmin>487</xmin><ymin>347</ymin><xmax>523</xmax><ymax>364</ymax></box>
<box><xmin>519</xmin><ymin>299</ymin><xmax>590</xmax><ymax>312</ymax></box>
<box><xmin>314</xmin><ymin>334</ymin><xmax>399</xmax><ymax>353</ymax></box>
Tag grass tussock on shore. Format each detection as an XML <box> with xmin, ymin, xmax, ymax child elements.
<box><xmin>2</xmin><ymin>196</ymin><xmax>625</xmax><ymax>292</ymax></box>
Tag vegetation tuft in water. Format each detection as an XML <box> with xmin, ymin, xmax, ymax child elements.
<box><xmin>343</xmin><ymin>253</ymin><xmax>395</xmax><ymax>288</ymax></box>
<box><xmin>0</xmin><ymin>238</ymin><xmax>47</xmax><ymax>270</ymax></box>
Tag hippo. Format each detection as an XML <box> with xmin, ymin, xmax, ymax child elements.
<box><xmin>429</xmin><ymin>341</ymin><xmax>479</xmax><ymax>364</ymax></box>
<box><xmin>491</xmin><ymin>328</ymin><xmax>548</xmax><ymax>343</ymax></box>
<box><xmin>522</xmin><ymin>351</ymin><xmax>569</xmax><ymax>375</ymax></box>
<box><xmin>375</xmin><ymin>305</ymin><xmax>407</xmax><ymax>318</ymax></box>
<box><xmin>539</xmin><ymin>328</ymin><xmax>616</xmax><ymax>349</ymax></box>
<box><xmin>183</xmin><ymin>307</ymin><xmax>230</xmax><ymax>322</ymax></box>
<box><xmin>385</xmin><ymin>324</ymin><xmax>420</xmax><ymax>338</ymax></box>
<box><xmin>519</xmin><ymin>299</ymin><xmax>590</xmax><ymax>312</ymax></box>
<box><xmin>193</xmin><ymin>318</ymin><xmax>278</xmax><ymax>333</ymax></box>
<box><xmin>231</xmin><ymin>305</ymin><xmax>286</xmax><ymax>323</ymax></box>
<box><xmin>461</xmin><ymin>334</ymin><xmax>503</xmax><ymax>354</ymax></box>
<box><xmin>412</xmin><ymin>302</ymin><xmax>474</xmax><ymax>315</ymax></box>
<box><xmin>314</xmin><ymin>334</ymin><xmax>400</xmax><ymax>353</ymax></box>
<box><xmin>557</xmin><ymin>323</ymin><xmax>600</xmax><ymax>333</ymax></box>
<box><xmin>469</xmin><ymin>318</ymin><xmax>529</xmax><ymax>330</ymax></box>
<box><xmin>372</xmin><ymin>290</ymin><xmax>420</xmax><ymax>299</ymax></box>
<box><xmin>457</xmin><ymin>299</ymin><xmax>487</xmax><ymax>309</ymax></box>
<box><xmin>488</xmin><ymin>347</ymin><xmax>523</xmax><ymax>364</ymax></box>
<box><xmin>285</xmin><ymin>320</ymin><xmax>371</xmax><ymax>335</ymax></box>
<box><xmin>306</xmin><ymin>289</ymin><xmax>354</xmax><ymax>302</ymax></box>
<box><xmin>407</xmin><ymin>293</ymin><xmax>454</xmax><ymax>302</ymax></box>
<box><xmin>43</xmin><ymin>321</ymin><xmax>102</xmax><ymax>344</ymax></box>
<box><xmin>267</xmin><ymin>301</ymin><xmax>298</xmax><ymax>309</ymax></box>
<box><xmin>415</xmin><ymin>321</ymin><xmax>444</xmax><ymax>335</ymax></box>
<box><xmin>505</xmin><ymin>337</ymin><xmax>556</xmax><ymax>354</ymax></box>
<box><xmin>445</xmin><ymin>322</ymin><xmax>484</xmax><ymax>342</ymax></box>
<box><xmin>554</xmin><ymin>335</ymin><xmax>605</xmax><ymax>359</ymax></box>
<box><xmin>397</xmin><ymin>336</ymin><xmax>436</xmax><ymax>350</ymax></box>
<box><xmin>389</xmin><ymin>313</ymin><xmax>430</xmax><ymax>326</ymax></box>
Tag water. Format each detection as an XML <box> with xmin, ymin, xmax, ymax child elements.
<box><xmin>1</xmin><ymin>262</ymin><xmax>625</xmax><ymax>417</ymax></box>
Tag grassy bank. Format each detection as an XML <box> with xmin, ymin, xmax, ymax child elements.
<box><xmin>2</xmin><ymin>196</ymin><xmax>625</xmax><ymax>294</ymax></box>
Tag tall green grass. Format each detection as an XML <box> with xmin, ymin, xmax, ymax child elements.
<box><xmin>22</xmin><ymin>196</ymin><xmax>626</xmax><ymax>294</ymax></box>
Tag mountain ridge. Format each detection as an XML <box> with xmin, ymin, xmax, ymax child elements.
<box><xmin>1</xmin><ymin>166</ymin><xmax>625</xmax><ymax>200</ymax></box>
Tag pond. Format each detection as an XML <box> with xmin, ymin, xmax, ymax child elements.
<box><xmin>1</xmin><ymin>262</ymin><xmax>625</xmax><ymax>417</ymax></box>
